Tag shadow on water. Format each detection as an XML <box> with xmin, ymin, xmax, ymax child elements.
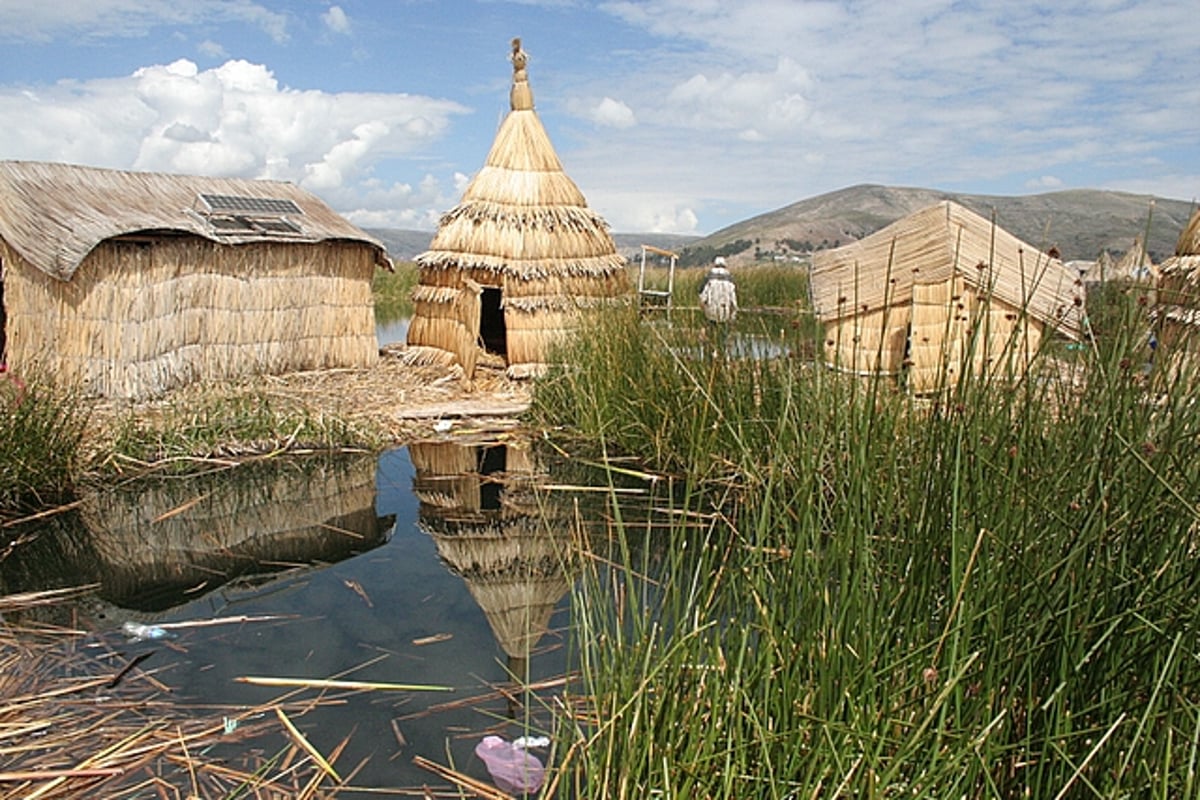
<box><xmin>0</xmin><ymin>439</ymin><xmax>588</xmax><ymax>792</ymax></box>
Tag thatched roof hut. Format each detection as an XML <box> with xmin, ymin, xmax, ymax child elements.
<box><xmin>0</xmin><ymin>160</ymin><xmax>390</xmax><ymax>399</ymax></box>
<box><xmin>809</xmin><ymin>200</ymin><xmax>1084</xmax><ymax>393</ymax></box>
<box><xmin>1155</xmin><ymin>208</ymin><xmax>1200</xmax><ymax>358</ymax></box>
<box><xmin>406</xmin><ymin>39</ymin><xmax>629</xmax><ymax>380</ymax></box>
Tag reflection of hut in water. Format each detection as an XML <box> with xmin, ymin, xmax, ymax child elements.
<box><xmin>411</xmin><ymin>440</ymin><xmax>571</xmax><ymax>673</ymax></box>
<box><xmin>23</xmin><ymin>455</ymin><xmax>391</xmax><ymax>613</ymax></box>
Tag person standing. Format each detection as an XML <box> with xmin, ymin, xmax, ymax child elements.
<box><xmin>699</xmin><ymin>256</ymin><xmax>738</xmax><ymax>324</ymax></box>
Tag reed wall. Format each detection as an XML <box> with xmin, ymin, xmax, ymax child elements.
<box><xmin>2</xmin><ymin>236</ymin><xmax>378</xmax><ymax>398</ymax></box>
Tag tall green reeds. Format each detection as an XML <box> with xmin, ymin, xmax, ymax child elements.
<box><xmin>0</xmin><ymin>371</ymin><xmax>88</xmax><ymax>515</ymax></box>
<box><xmin>535</xmin><ymin>300</ymin><xmax>1200</xmax><ymax>797</ymax></box>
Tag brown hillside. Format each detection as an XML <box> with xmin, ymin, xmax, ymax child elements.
<box><xmin>693</xmin><ymin>184</ymin><xmax>1196</xmax><ymax>265</ymax></box>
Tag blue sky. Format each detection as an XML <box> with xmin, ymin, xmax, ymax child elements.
<box><xmin>0</xmin><ymin>0</ymin><xmax>1195</xmax><ymax>235</ymax></box>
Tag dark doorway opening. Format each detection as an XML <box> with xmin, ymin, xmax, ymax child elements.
<box><xmin>479</xmin><ymin>286</ymin><xmax>507</xmax><ymax>357</ymax></box>
<box><xmin>477</xmin><ymin>444</ymin><xmax>508</xmax><ymax>512</ymax></box>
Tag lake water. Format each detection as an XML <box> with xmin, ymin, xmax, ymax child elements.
<box><xmin>0</xmin><ymin>439</ymin><xmax>594</xmax><ymax>792</ymax></box>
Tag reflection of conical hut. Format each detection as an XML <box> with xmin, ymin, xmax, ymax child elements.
<box><xmin>78</xmin><ymin>455</ymin><xmax>389</xmax><ymax>610</ymax></box>
<box><xmin>405</xmin><ymin>38</ymin><xmax>629</xmax><ymax>380</ymax></box>
<box><xmin>1156</xmin><ymin>209</ymin><xmax>1200</xmax><ymax>359</ymax></box>
<box><xmin>411</xmin><ymin>440</ymin><xmax>571</xmax><ymax>664</ymax></box>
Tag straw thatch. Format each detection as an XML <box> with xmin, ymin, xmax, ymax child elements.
<box><xmin>0</xmin><ymin>160</ymin><xmax>390</xmax><ymax>398</ymax></box>
<box><xmin>810</xmin><ymin>200</ymin><xmax>1084</xmax><ymax>392</ymax></box>
<box><xmin>411</xmin><ymin>440</ymin><xmax>572</xmax><ymax>661</ymax></box>
<box><xmin>1154</xmin><ymin>209</ymin><xmax>1200</xmax><ymax>357</ymax></box>
<box><xmin>407</xmin><ymin>39</ymin><xmax>629</xmax><ymax>380</ymax></box>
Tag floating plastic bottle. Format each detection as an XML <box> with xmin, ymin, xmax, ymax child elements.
<box><xmin>475</xmin><ymin>735</ymin><xmax>546</xmax><ymax>794</ymax></box>
<box><xmin>122</xmin><ymin>621</ymin><xmax>171</xmax><ymax>642</ymax></box>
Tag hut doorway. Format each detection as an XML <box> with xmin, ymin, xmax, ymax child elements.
<box><xmin>477</xmin><ymin>444</ymin><xmax>507</xmax><ymax>511</ymax></box>
<box><xmin>479</xmin><ymin>286</ymin><xmax>508</xmax><ymax>357</ymax></box>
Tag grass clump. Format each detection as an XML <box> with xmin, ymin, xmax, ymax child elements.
<box><xmin>0</xmin><ymin>370</ymin><xmax>89</xmax><ymax>515</ymax></box>
<box><xmin>105</xmin><ymin>387</ymin><xmax>381</xmax><ymax>473</ymax></box>
<box><xmin>535</xmin><ymin>304</ymin><xmax>1200</xmax><ymax>797</ymax></box>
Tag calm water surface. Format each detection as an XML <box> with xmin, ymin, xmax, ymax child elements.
<box><xmin>2</xmin><ymin>441</ymin><xmax>582</xmax><ymax>792</ymax></box>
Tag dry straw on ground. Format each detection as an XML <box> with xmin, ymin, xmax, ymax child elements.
<box><xmin>0</xmin><ymin>588</ymin><xmax>358</xmax><ymax>799</ymax></box>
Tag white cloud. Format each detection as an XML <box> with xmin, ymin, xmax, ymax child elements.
<box><xmin>1026</xmin><ymin>175</ymin><xmax>1064</xmax><ymax>190</ymax></box>
<box><xmin>0</xmin><ymin>0</ymin><xmax>289</xmax><ymax>43</ymax></box>
<box><xmin>0</xmin><ymin>58</ymin><xmax>470</xmax><ymax>227</ymax></box>
<box><xmin>659</xmin><ymin>57</ymin><xmax>814</xmax><ymax>137</ymax></box>
<box><xmin>321</xmin><ymin>5</ymin><xmax>351</xmax><ymax>35</ymax></box>
<box><xmin>584</xmin><ymin>97</ymin><xmax>636</xmax><ymax>129</ymax></box>
<box><xmin>586</xmin><ymin>188</ymin><xmax>701</xmax><ymax>234</ymax></box>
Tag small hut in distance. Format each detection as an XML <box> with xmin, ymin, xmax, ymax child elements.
<box><xmin>809</xmin><ymin>200</ymin><xmax>1085</xmax><ymax>394</ymax></box>
<box><xmin>406</xmin><ymin>38</ymin><xmax>629</xmax><ymax>380</ymax></box>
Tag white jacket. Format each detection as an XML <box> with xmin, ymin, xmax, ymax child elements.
<box><xmin>699</xmin><ymin>267</ymin><xmax>738</xmax><ymax>323</ymax></box>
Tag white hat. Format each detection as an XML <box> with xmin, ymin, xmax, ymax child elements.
<box><xmin>714</xmin><ymin>256</ymin><xmax>726</xmax><ymax>266</ymax></box>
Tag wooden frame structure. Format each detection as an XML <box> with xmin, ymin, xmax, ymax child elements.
<box><xmin>637</xmin><ymin>244</ymin><xmax>678</xmax><ymax>314</ymax></box>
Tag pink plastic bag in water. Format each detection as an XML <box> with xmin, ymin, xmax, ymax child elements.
<box><xmin>475</xmin><ymin>735</ymin><xmax>546</xmax><ymax>794</ymax></box>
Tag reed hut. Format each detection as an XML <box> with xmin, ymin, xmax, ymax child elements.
<box><xmin>0</xmin><ymin>160</ymin><xmax>390</xmax><ymax>399</ymax></box>
<box><xmin>411</xmin><ymin>440</ymin><xmax>572</xmax><ymax>670</ymax></box>
<box><xmin>809</xmin><ymin>200</ymin><xmax>1084</xmax><ymax>393</ymax></box>
<box><xmin>1155</xmin><ymin>209</ymin><xmax>1200</xmax><ymax>359</ymax></box>
<box><xmin>406</xmin><ymin>39</ymin><xmax>629</xmax><ymax>380</ymax></box>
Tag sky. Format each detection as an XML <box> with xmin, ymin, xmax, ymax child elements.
<box><xmin>0</xmin><ymin>0</ymin><xmax>1196</xmax><ymax>236</ymax></box>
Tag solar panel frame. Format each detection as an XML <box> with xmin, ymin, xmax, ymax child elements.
<box><xmin>199</xmin><ymin>194</ymin><xmax>303</xmax><ymax>216</ymax></box>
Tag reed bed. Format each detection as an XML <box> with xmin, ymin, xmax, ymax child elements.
<box><xmin>0</xmin><ymin>589</ymin><xmax>358</xmax><ymax>799</ymax></box>
<box><xmin>531</xmin><ymin>298</ymin><xmax>1200</xmax><ymax>797</ymax></box>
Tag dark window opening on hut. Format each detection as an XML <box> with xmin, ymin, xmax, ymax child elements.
<box><xmin>477</xmin><ymin>445</ymin><xmax>507</xmax><ymax>511</ymax></box>
<box><xmin>479</xmin><ymin>287</ymin><xmax>507</xmax><ymax>357</ymax></box>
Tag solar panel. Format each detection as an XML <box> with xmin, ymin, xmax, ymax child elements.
<box><xmin>199</xmin><ymin>194</ymin><xmax>302</xmax><ymax>216</ymax></box>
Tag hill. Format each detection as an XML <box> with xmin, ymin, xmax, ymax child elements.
<box><xmin>686</xmin><ymin>184</ymin><xmax>1196</xmax><ymax>266</ymax></box>
<box><xmin>363</xmin><ymin>228</ymin><xmax>699</xmax><ymax>264</ymax></box>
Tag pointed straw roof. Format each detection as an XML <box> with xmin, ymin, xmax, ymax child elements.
<box><xmin>415</xmin><ymin>38</ymin><xmax>625</xmax><ymax>281</ymax></box>
<box><xmin>1114</xmin><ymin>235</ymin><xmax>1157</xmax><ymax>282</ymax></box>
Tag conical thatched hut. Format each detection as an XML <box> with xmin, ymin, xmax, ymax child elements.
<box><xmin>1155</xmin><ymin>208</ymin><xmax>1200</xmax><ymax>359</ymax></box>
<box><xmin>406</xmin><ymin>39</ymin><xmax>629</xmax><ymax>380</ymax></box>
<box><xmin>809</xmin><ymin>200</ymin><xmax>1085</xmax><ymax>393</ymax></box>
<box><xmin>1115</xmin><ymin>235</ymin><xmax>1158</xmax><ymax>283</ymax></box>
<box><xmin>0</xmin><ymin>161</ymin><xmax>390</xmax><ymax>399</ymax></box>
